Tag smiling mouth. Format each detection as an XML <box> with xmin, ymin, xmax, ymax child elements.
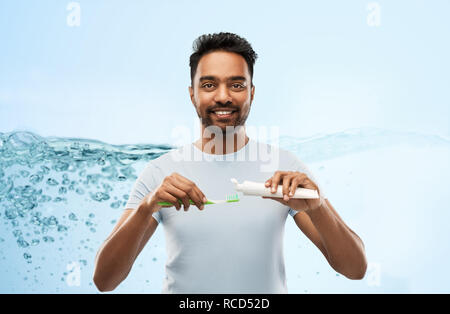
<box><xmin>210</xmin><ymin>110</ymin><xmax>238</xmax><ymax>119</ymax></box>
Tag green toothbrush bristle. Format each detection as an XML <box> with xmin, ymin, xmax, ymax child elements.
<box><xmin>226</xmin><ymin>193</ymin><xmax>240</xmax><ymax>202</ymax></box>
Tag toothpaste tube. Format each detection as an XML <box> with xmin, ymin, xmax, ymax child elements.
<box><xmin>230</xmin><ymin>178</ymin><xmax>319</xmax><ymax>199</ymax></box>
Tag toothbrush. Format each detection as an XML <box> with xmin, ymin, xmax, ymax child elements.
<box><xmin>157</xmin><ymin>193</ymin><xmax>240</xmax><ymax>207</ymax></box>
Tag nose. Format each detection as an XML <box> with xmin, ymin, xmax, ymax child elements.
<box><xmin>213</xmin><ymin>84</ymin><xmax>232</xmax><ymax>105</ymax></box>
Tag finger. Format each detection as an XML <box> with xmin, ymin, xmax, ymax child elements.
<box><xmin>289</xmin><ymin>173</ymin><xmax>308</xmax><ymax>197</ymax></box>
<box><xmin>190</xmin><ymin>187</ymin><xmax>206</xmax><ymax>210</ymax></box>
<box><xmin>299</xmin><ymin>175</ymin><xmax>316</xmax><ymax>191</ymax></box>
<box><xmin>167</xmin><ymin>181</ymin><xmax>191</xmax><ymax>211</ymax></box>
<box><xmin>173</xmin><ymin>173</ymin><xmax>206</xmax><ymax>210</ymax></box>
<box><xmin>159</xmin><ymin>189</ymin><xmax>182</xmax><ymax>210</ymax></box>
<box><xmin>265</xmin><ymin>178</ymin><xmax>272</xmax><ymax>188</ymax></box>
<box><xmin>289</xmin><ymin>177</ymin><xmax>300</xmax><ymax>197</ymax></box>
<box><xmin>271</xmin><ymin>171</ymin><xmax>288</xmax><ymax>194</ymax></box>
<box><xmin>282</xmin><ymin>174</ymin><xmax>295</xmax><ymax>200</ymax></box>
<box><xmin>170</xmin><ymin>177</ymin><xmax>204</xmax><ymax>210</ymax></box>
<box><xmin>182</xmin><ymin>182</ymin><xmax>207</xmax><ymax>209</ymax></box>
<box><xmin>181</xmin><ymin>183</ymin><xmax>204</xmax><ymax>210</ymax></box>
<box><xmin>165</xmin><ymin>184</ymin><xmax>189</xmax><ymax>210</ymax></box>
<box><xmin>187</xmin><ymin>184</ymin><xmax>206</xmax><ymax>210</ymax></box>
<box><xmin>172</xmin><ymin>173</ymin><xmax>206</xmax><ymax>205</ymax></box>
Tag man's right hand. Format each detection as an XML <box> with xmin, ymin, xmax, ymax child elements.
<box><xmin>138</xmin><ymin>172</ymin><xmax>207</xmax><ymax>213</ymax></box>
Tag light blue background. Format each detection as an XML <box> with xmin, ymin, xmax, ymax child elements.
<box><xmin>1</xmin><ymin>0</ymin><xmax>449</xmax><ymax>293</ymax></box>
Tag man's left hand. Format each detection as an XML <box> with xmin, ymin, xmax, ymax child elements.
<box><xmin>262</xmin><ymin>170</ymin><xmax>324</xmax><ymax>213</ymax></box>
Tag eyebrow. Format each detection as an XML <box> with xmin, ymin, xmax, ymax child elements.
<box><xmin>199</xmin><ymin>75</ymin><xmax>247</xmax><ymax>82</ymax></box>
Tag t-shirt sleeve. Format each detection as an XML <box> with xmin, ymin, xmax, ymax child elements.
<box><xmin>124</xmin><ymin>162</ymin><xmax>163</xmax><ymax>224</ymax></box>
<box><xmin>287</xmin><ymin>155</ymin><xmax>327</xmax><ymax>218</ymax></box>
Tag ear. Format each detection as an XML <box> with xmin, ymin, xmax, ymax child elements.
<box><xmin>250</xmin><ymin>84</ymin><xmax>255</xmax><ymax>102</ymax></box>
<box><xmin>188</xmin><ymin>85</ymin><xmax>195</xmax><ymax>106</ymax></box>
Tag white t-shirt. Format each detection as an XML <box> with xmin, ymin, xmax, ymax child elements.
<box><xmin>125</xmin><ymin>138</ymin><xmax>327</xmax><ymax>293</ymax></box>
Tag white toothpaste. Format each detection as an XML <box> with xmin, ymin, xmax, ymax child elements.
<box><xmin>230</xmin><ymin>178</ymin><xmax>319</xmax><ymax>199</ymax></box>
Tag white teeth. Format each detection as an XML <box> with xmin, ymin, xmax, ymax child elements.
<box><xmin>215</xmin><ymin>111</ymin><xmax>233</xmax><ymax>115</ymax></box>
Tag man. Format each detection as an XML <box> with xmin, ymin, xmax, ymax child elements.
<box><xmin>93</xmin><ymin>32</ymin><xmax>367</xmax><ymax>293</ymax></box>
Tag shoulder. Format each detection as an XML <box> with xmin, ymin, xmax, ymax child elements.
<box><xmin>141</xmin><ymin>143</ymin><xmax>190</xmax><ymax>176</ymax></box>
<box><xmin>148</xmin><ymin>143</ymin><xmax>187</xmax><ymax>166</ymax></box>
<box><xmin>251</xmin><ymin>139</ymin><xmax>302</xmax><ymax>171</ymax></box>
<box><xmin>257</xmin><ymin>142</ymin><xmax>298</xmax><ymax>161</ymax></box>
<box><xmin>251</xmin><ymin>139</ymin><xmax>292</xmax><ymax>157</ymax></box>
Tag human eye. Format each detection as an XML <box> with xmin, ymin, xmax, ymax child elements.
<box><xmin>201</xmin><ymin>83</ymin><xmax>215</xmax><ymax>89</ymax></box>
<box><xmin>231</xmin><ymin>83</ymin><xmax>245</xmax><ymax>90</ymax></box>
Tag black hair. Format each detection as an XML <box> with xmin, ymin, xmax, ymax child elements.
<box><xmin>189</xmin><ymin>32</ymin><xmax>258</xmax><ymax>87</ymax></box>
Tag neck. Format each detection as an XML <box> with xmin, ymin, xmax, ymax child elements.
<box><xmin>195</xmin><ymin>125</ymin><xmax>249</xmax><ymax>155</ymax></box>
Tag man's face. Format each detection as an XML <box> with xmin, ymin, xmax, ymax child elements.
<box><xmin>189</xmin><ymin>51</ymin><xmax>255</xmax><ymax>133</ymax></box>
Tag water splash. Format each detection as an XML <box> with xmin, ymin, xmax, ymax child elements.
<box><xmin>1</xmin><ymin>127</ymin><xmax>449</xmax><ymax>251</ymax></box>
<box><xmin>0</xmin><ymin>128</ymin><xmax>449</xmax><ymax>292</ymax></box>
<box><xmin>273</xmin><ymin>126</ymin><xmax>450</xmax><ymax>163</ymax></box>
<box><xmin>0</xmin><ymin>130</ymin><xmax>173</xmax><ymax>278</ymax></box>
